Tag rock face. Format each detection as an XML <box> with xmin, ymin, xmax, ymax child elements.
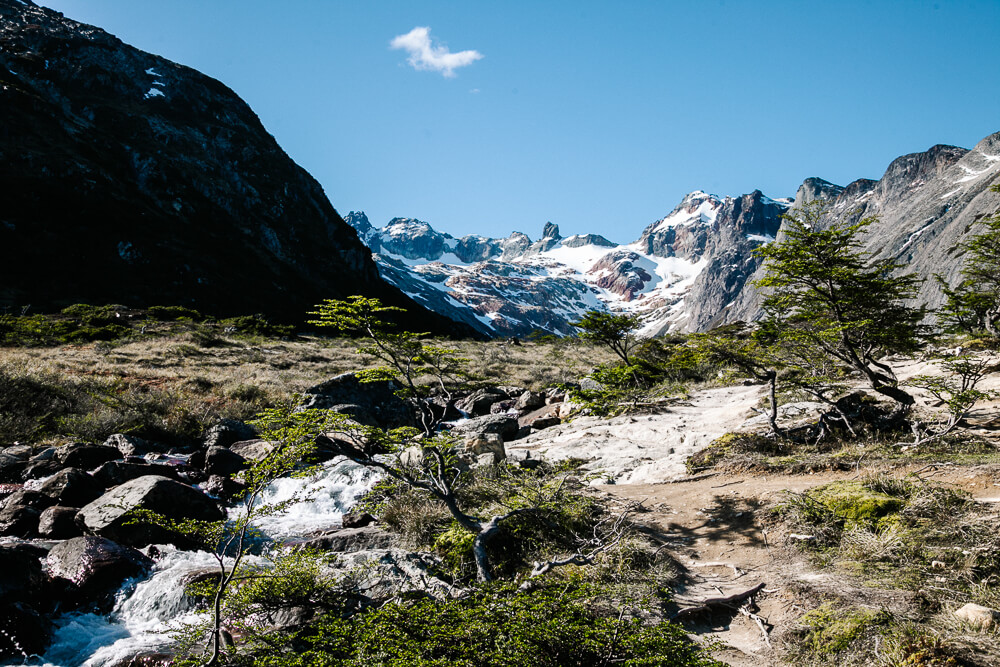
<box><xmin>0</xmin><ymin>0</ymin><xmax>472</xmax><ymax>336</ymax></box>
<box><xmin>76</xmin><ymin>475</ymin><xmax>224</xmax><ymax>547</ymax></box>
<box><xmin>726</xmin><ymin>135</ymin><xmax>1000</xmax><ymax>324</ymax></box>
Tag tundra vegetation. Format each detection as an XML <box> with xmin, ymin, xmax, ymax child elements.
<box><xmin>1</xmin><ymin>197</ymin><xmax>999</xmax><ymax>665</ymax></box>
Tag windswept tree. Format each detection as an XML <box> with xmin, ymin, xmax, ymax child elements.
<box><xmin>754</xmin><ymin>201</ymin><xmax>927</xmax><ymax>422</ymax></box>
<box><xmin>571</xmin><ymin>310</ymin><xmax>644</xmax><ymax>366</ymax></box>
<box><xmin>309</xmin><ymin>296</ymin><xmax>472</xmax><ymax>433</ymax></box>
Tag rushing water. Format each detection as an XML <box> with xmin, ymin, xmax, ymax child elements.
<box><xmin>26</xmin><ymin>457</ymin><xmax>378</xmax><ymax>667</ymax></box>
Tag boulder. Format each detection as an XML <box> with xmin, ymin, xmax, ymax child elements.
<box><xmin>38</xmin><ymin>468</ymin><xmax>104</xmax><ymax>507</ymax></box>
<box><xmin>296</xmin><ymin>526</ymin><xmax>395</xmax><ymax>553</ymax></box>
<box><xmin>0</xmin><ymin>505</ymin><xmax>40</xmax><ymax>538</ymax></box>
<box><xmin>529</xmin><ymin>416</ymin><xmax>561</xmax><ymax>431</ymax></box>
<box><xmin>229</xmin><ymin>439</ymin><xmax>276</xmax><ymax>462</ymax></box>
<box><xmin>108</xmin><ymin>653</ymin><xmax>174</xmax><ymax>667</ymax></box>
<box><xmin>456</xmin><ymin>389</ymin><xmax>509</xmax><ymax>417</ymax></box>
<box><xmin>0</xmin><ymin>602</ymin><xmax>51</xmax><ymax>661</ymax></box>
<box><xmin>76</xmin><ymin>475</ymin><xmax>225</xmax><ymax>548</ymax></box>
<box><xmin>301</xmin><ymin>372</ymin><xmax>415</xmax><ymax>429</ymax></box>
<box><xmin>489</xmin><ymin>400</ymin><xmax>516</xmax><ymax>415</ymax></box>
<box><xmin>202</xmin><ymin>419</ymin><xmax>257</xmax><ymax>450</ymax></box>
<box><xmin>461</xmin><ymin>434</ymin><xmax>506</xmax><ymax>464</ymax></box>
<box><xmin>38</xmin><ymin>506</ymin><xmax>83</xmax><ymax>539</ymax></box>
<box><xmin>0</xmin><ymin>453</ymin><xmax>27</xmax><ymax>484</ymax></box>
<box><xmin>56</xmin><ymin>443</ymin><xmax>121</xmax><ymax>469</ymax></box>
<box><xmin>328</xmin><ymin>549</ymin><xmax>453</xmax><ymax>602</ymax></box>
<box><xmin>201</xmin><ymin>475</ymin><xmax>246</xmax><ymax>502</ymax></box>
<box><xmin>46</xmin><ymin>536</ymin><xmax>153</xmax><ymax>613</ymax></box>
<box><xmin>2</xmin><ymin>489</ymin><xmax>54</xmax><ymax>511</ymax></box>
<box><xmin>341</xmin><ymin>511</ymin><xmax>375</xmax><ymax>529</ymax></box>
<box><xmin>203</xmin><ymin>447</ymin><xmax>247</xmax><ymax>477</ymax></box>
<box><xmin>92</xmin><ymin>461</ymin><xmax>181</xmax><ymax>488</ymax></box>
<box><xmin>20</xmin><ymin>459</ymin><xmax>62</xmax><ymax>481</ymax></box>
<box><xmin>104</xmin><ymin>434</ymin><xmax>154</xmax><ymax>459</ymax></box>
<box><xmin>447</xmin><ymin>414</ymin><xmax>520</xmax><ymax>442</ymax></box>
<box><xmin>515</xmin><ymin>390</ymin><xmax>546</xmax><ymax>412</ymax></box>
<box><xmin>954</xmin><ymin>603</ymin><xmax>1000</xmax><ymax>629</ymax></box>
<box><xmin>1</xmin><ymin>445</ymin><xmax>32</xmax><ymax>460</ymax></box>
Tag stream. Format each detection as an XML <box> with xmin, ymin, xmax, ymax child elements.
<box><xmin>26</xmin><ymin>458</ymin><xmax>378</xmax><ymax>667</ymax></box>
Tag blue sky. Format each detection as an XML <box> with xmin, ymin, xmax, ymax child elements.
<box><xmin>41</xmin><ymin>0</ymin><xmax>1000</xmax><ymax>243</ymax></box>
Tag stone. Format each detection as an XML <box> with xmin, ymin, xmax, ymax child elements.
<box><xmin>529</xmin><ymin>416</ymin><xmax>561</xmax><ymax>430</ymax></box>
<box><xmin>341</xmin><ymin>511</ymin><xmax>375</xmax><ymax>529</ymax></box>
<box><xmin>56</xmin><ymin>443</ymin><xmax>121</xmax><ymax>470</ymax></box>
<box><xmin>202</xmin><ymin>419</ymin><xmax>257</xmax><ymax>449</ymax></box>
<box><xmin>301</xmin><ymin>373</ymin><xmax>415</xmax><ymax>429</ymax></box>
<box><xmin>0</xmin><ymin>453</ymin><xmax>27</xmax><ymax>484</ymax></box>
<box><xmin>515</xmin><ymin>391</ymin><xmax>546</xmax><ymax>412</ymax></box>
<box><xmin>0</xmin><ymin>505</ymin><xmax>40</xmax><ymax>538</ymax></box>
<box><xmin>462</xmin><ymin>434</ymin><xmax>505</xmax><ymax>463</ymax></box>
<box><xmin>954</xmin><ymin>603</ymin><xmax>1000</xmax><ymax>629</ymax></box>
<box><xmin>296</xmin><ymin>526</ymin><xmax>395</xmax><ymax>553</ymax></box>
<box><xmin>38</xmin><ymin>505</ymin><xmax>83</xmax><ymax>539</ymax></box>
<box><xmin>447</xmin><ymin>414</ymin><xmax>519</xmax><ymax>442</ymax></box>
<box><xmin>76</xmin><ymin>475</ymin><xmax>225</xmax><ymax>548</ymax></box>
<box><xmin>229</xmin><ymin>439</ymin><xmax>276</xmax><ymax>462</ymax></box>
<box><xmin>20</xmin><ymin>459</ymin><xmax>62</xmax><ymax>481</ymax></box>
<box><xmin>456</xmin><ymin>389</ymin><xmax>509</xmax><ymax>417</ymax></box>
<box><xmin>92</xmin><ymin>460</ymin><xmax>181</xmax><ymax>488</ymax></box>
<box><xmin>489</xmin><ymin>399</ymin><xmax>516</xmax><ymax>415</ymax></box>
<box><xmin>108</xmin><ymin>653</ymin><xmax>174</xmax><ymax>667</ymax></box>
<box><xmin>203</xmin><ymin>446</ymin><xmax>247</xmax><ymax>477</ymax></box>
<box><xmin>201</xmin><ymin>475</ymin><xmax>246</xmax><ymax>501</ymax></box>
<box><xmin>104</xmin><ymin>434</ymin><xmax>153</xmax><ymax>459</ymax></box>
<box><xmin>2</xmin><ymin>489</ymin><xmax>54</xmax><ymax>511</ymax></box>
<box><xmin>46</xmin><ymin>536</ymin><xmax>153</xmax><ymax>613</ymax></box>
<box><xmin>37</xmin><ymin>468</ymin><xmax>104</xmax><ymax>507</ymax></box>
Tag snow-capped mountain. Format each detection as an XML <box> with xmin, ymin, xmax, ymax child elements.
<box><xmin>349</xmin><ymin>132</ymin><xmax>1000</xmax><ymax>339</ymax></box>
<box><xmin>345</xmin><ymin>189</ymin><xmax>789</xmax><ymax>337</ymax></box>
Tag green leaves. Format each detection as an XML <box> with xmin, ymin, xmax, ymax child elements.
<box><xmin>571</xmin><ymin>310</ymin><xmax>644</xmax><ymax>366</ymax></box>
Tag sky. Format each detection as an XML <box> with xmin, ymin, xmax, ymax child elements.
<box><xmin>39</xmin><ymin>0</ymin><xmax>1000</xmax><ymax>244</ymax></box>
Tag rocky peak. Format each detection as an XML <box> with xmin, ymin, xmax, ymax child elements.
<box><xmin>345</xmin><ymin>211</ymin><xmax>377</xmax><ymax>247</ymax></box>
<box><xmin>791</xmin><ymin>177</ymin><xmax>844</xmax><ymax>209</ymax></box>
<box><xmin>562</xmin><ymin>234</ymin><xmax>615</xmax><ymax>248</ymax></box>
<box><xmin>500</xmin><ymin>232</ymin><xmax>532</xmax><ymax>260</ymax></box>
<box><xmin>542</xmin><ymin>222</ymin><xmax>560</xmax><ymax>240</ymax></box>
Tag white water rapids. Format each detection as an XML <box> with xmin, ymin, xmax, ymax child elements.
<box><xmin>23</xmin><ymin>457</ymin><xmax>377</xmax><ymax>667</ymax></box>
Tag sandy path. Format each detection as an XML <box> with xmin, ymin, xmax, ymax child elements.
<box><xmin>508</xmin><ymin>383</ymin><xmax>765</xmax><ymax>484</ymax></box>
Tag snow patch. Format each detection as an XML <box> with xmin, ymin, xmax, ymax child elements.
<box><xmin>143</xmin><ymin>88</ymin><xmax>164</xmax><ymax>99</ymax></box>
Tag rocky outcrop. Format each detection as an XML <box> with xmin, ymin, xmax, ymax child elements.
<box><xmin>46</xmin><ymin>536</ymin><xmax>153</xmax><ymax>612</ymax></box>
<box><xmin>76</xmin><ymin>475</ymin><xmax>224</xmax><ymax>547</ymax></box>
<box><xmin>0</xmin><ymin>0</ymin><xmax>472</xmax><ymax>336</ymax></box>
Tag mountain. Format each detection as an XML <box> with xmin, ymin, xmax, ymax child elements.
<box><xmin>725</xmin><ymin>134</ymin><xmax>1000</xmax><ymax>325</ymax></box>
<box><xmin>348</xmin><ymin>132</ymin><xmax>1000</xmax><ymax>338</ymax></box>
<box><xmin>345</xmin><ymin>190</ymin><xmax>789</xmax><ymax>337</ymax></box>
<box><xmin>0</xmin><ymin>0</ymin><xmax>472</xmax><ymax>335</ymax></box>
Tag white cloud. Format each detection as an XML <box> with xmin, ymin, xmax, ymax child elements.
<box><xmin>390</xmin><ymin>26</ymin><xmax>483</xmax><ymax>78</ymax></box>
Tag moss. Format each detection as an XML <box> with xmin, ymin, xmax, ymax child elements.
<box><xmin>797</xmin><ymin>601</ymin><xmax>890</xmax><ymax>656</ymax></box>
<box><xmin>809</xmin><ymin>480</ymin><xmax>904</xmax><ymax>531</ymax></box>
<box><xmin>432</xmin><ymin>522</ymin><xmax>476</xmax><ymax>576</ymax></box>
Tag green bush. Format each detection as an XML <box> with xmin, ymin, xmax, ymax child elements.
<box><xmin>242</xmin><ymin>582</ymin><xmax>722</xmax><ymax>667</ymax></box>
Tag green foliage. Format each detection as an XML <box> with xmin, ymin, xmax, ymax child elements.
<box><xmin>795</xmin><ymin>601</ymin><xmax>891</xmax><ymax>657</ymax></box>
<box><xmin>147</xmin><ymin>305</ymin><xmax>205</xmax><ymax>321</ymax></box>
<box><xmin>754</xmin><ymin>202</ymin><xmax>927</xmax><ymax>411</ymax></box>
<box><xmin>571</xmin><ymin>310</ymin><xmax>644</xmax><ymax>365</ymax></box>
<box><xmin>220</xmin><ymin>314</ymin><xmax>295</xmax><ymax>338</ymax></box>
<box><xmin>242</xmin><ymin>582</ymin><xmax>722</xmax><ymax>667</ymax></box>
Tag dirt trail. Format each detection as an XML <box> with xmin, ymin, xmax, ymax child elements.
<box><xmin>514</xmin><ymin>367</ymin><xmax>1000</xmax><ymax>665</ymax></box>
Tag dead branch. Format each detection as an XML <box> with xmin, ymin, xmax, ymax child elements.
<box><xmin>671</xmin><ymin>582</ymin><xmax>767</xmax><ymax>620</ymax></box>
<box><xmin>738</xmin><ymin>603</ymin><xmax>773</xmax><ymax>648</ymax></box>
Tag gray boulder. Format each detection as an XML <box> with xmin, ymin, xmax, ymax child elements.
<box><xmin>203</xmin><ymin>446</ymin><xmax>247</xmax><ymax>477</ymax></box>
<box><xmin>296</xmin><ymin>526</ymin><xmax>395</xmax><ymax>553</ymax></box>
<box><xmin>38</xmin><ymin>468</ymin><xmax>104</xmax><ymax>507</ymax></box>
<box><xmin>92</xmin><ymin>460</ymin><xmax>181</xmax><ymax>488</ymax></box>
<box><xmin>76</xmin><ymin>475</ymin><xmax>224</xmax><ymax>548</ymax></box>
<box><xmin>104</xmin><ymin>434</ymin><xmax>154</xmax><ymax>459</ymax></box>
<box><xmin>447</xmin><ymin>414</ymin><xmax>520</xmax><ymax>442</ymax></box>
<box><xmin>301</xmin><ymin>372</ymin><xmax>415</xmax><ymax>429</ymax></box>
<box><xmin>456</xmin><ymin>389</ymin><xmax>509</xmax><ymax>417</ymax></box>
<box><xmin>38</xmin><ymin>506</ymin><xmax>83</xmax><ymax>539</ymax></box>
<box><xmin>46</xmin><ymin>536</ymin><xmax>153</xmax><ymax>612</ymax></box>
<box><xmin>56</xmin><ymin>443</ymin><xmax>121</xmax><ymax>469</ymax></box>
<box><xmin>202</xmin><ymin>419</ymin><xmax>257</xmax><ymax>449</ymax></box>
